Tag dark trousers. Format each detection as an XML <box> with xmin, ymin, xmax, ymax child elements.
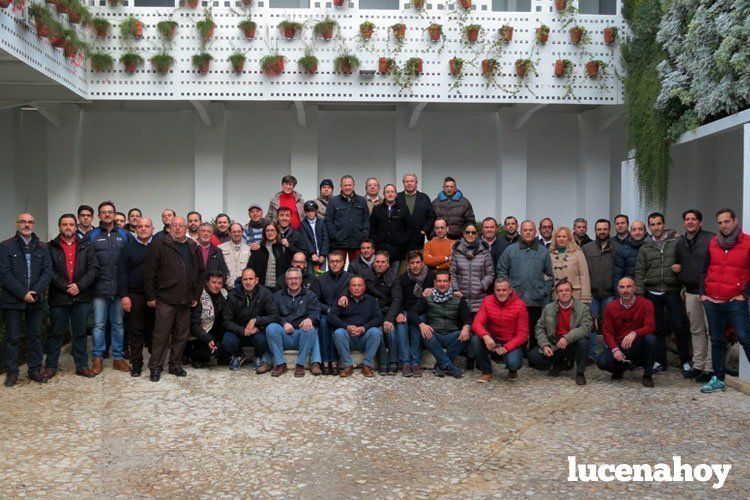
<box><xmin>597</xmin><ymin>334</ymin><xmax>657</xmax><ymax>377</ymax></box>
<box><xmin>646</xmin><ymin>291</ymin><xmax>692</xmax><ymax>365</ymax></box>
<box><xmin>470</xmin><ymin>335</ymin><xmax>524</xmax><ymax>374</ymax></box>
<box><xmin>185</xmin><ymin>339</ymin><xmax>213</xmax><ymax>363</ymax></box>
<box><xmin>528</xmin><ymin>337</ymin><xmax>589</xmax><ymax>375</ymax></box>
<box><xmin>703</xmin><ymin>299</ymin><xmax>750</xmax><ymax>380</ymax></box>
<box><xmin>48</xmin><ymin>302</ymin><xmax>91</xmax><ymax>370</ymax></box>
<box><xmin>527</xmin><ymin>306</ymin><xmax>542</xmax><ymax>350</ymax></box>
<box><xmin>378</xmin><ymin>329</ymin><xmax>399</xmax><ymax>367</ymax></box>
<box><xmin>222</xmin><ymin>330</ymin><xmax>268</xmax><ymax>359</ymax></box>
<box><xmin>128</xmin><ymin>293</ymin><xmax>154</xmax><ymax>364</ymax></box>
<box><xmin>3</xmin><ymin>307</ymin><xmax>44</xmax><ymax>375</ymax></box>
<box><xmin>149</xmin><ymin>303</ymin><xmax>190</xmax><ymax>371</ymax></box>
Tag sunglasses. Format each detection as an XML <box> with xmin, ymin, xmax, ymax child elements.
<box><xmin>464</xmin><ymin>230</ymin><xmax>477</xmax><ymax>235</ymax></box>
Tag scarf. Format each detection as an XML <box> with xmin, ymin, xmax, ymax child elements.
<box><xmin>360</xmin><ymin>255</ymin><xmax>374</xmax><ymax>267</ymax></box>
<box><xmin>407</xmin><ymin>265</ymin><xmax>429</xmax><ymax>297</ymax></box>
<box><xmin>717</xmin><ymin>226</ymin><xmax>741</xmax><ymax>250</ymax></box>
<box><xmin>432</xmin><ymin>287</ymin><xmax>454</xmax><ymax>304</ymax></box>
<box><xmin>460</xmin><ymin>239</ymin><xmax>480</xmax><ymax>260</ymax></box>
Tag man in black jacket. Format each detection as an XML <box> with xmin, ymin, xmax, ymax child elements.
<box><xmin>396</xmin><ymin>251</ymin><xmax>435</xmax><ymax>376</ymax></box>
<box><xmin>329</xmin><ymin>276</ymin><xmax>383</xmax><ymax>377</ymax></box>
<box><xmin>311</xmin><ymin>250</ymin><xmax>351</xmax><ymax>375</ymax></box>
<box><xmin>348</xmin><ymin>239</ymin><xmax>376</xmax><ymax>280</ymax></box>
<box><xmin>0</xmin><ymin>213</ymin><xmax>53</xmax><ymax>387</ymax></box>
<box><xmin>143</xmin><ymin>217</ymin><xmax>205</xmax><ymax>382</ymax></box>
<box><xmin>187</xmin><ymin>271</ymin><xmax>227</xmax><ymax>368</ymax></box>
<box><xmin>676</xmin><ymin>209</ymin><xmax>715</xmax><ymax>381</ymax></box>
<box><xmin>277</xmin><ymin>206</ymin><xmax>307</xmax><ymax>257</ymax></box>
<box><xmin>46</xmin><ymin>214</ymin><xmax>98</xmax><ymax>379</ymax></box>
<box><xmin>397</xmin><ymin>173</ymin><xmax>435</xmax><ymax>251</ymax></box>
<box><xmin>222</xmin><ymin>267</ymin><xmax>280</xmax><ymax>374</ymax></box>
<box><xmin>299</xmin><ymin>200</ymin><xmax>329</xmax><ymax>273</ymax></box>
<box><xmin>370</xmin><ymin>184</ymin><xmax>409</xmax><ymax>270</ymax></box>
<box><xmin>325</xmin><ymin>175</ymin><xmax>370</xmax><ymax>262</ymax></box>
<box><xmin>118</xmin><ymin>216</ymin><xmax>155</xmax><ymax>377</ymax></box>
<box><xmin>275</xmin><ymin>252</ymin><xmax>315</xmax><ymax>291</ymax></box>
<box><xmin>366</xmin><ymin>251</ymin><xmax>404</xmax><ymax>376</ymax></box>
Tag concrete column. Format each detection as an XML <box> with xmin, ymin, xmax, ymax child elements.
<box><xmin>290</xmin><ymin>103</ymin><xmax>319</xmax><ymax>201</ymax></box>
<box><xmin>497</xmin><ymin>109</ymin><xmax>527</xmax><ymax>221</ymax></box>
<box><xmin>46</xmin><ymin>105</ymin><xmax>83</xmax><ymax>240</ymax></box>
<box><xmin>395</xmin><ymin>106</ymin><xmax>423</xmax><ymax>188</ymax></box>
<box><xmin>578</xmin><ymin>111</ymin><xmax>612</xmax><ymax>224</ymax></box>
<box><xmin>193</xmin><ymin>103</ymin><xmax>226</xmax><ymax>218</ymax></box>
<box><xmin>742</xmin><ymin>123</ymin><xmax>750</xmax><ymax>383</ymax></box>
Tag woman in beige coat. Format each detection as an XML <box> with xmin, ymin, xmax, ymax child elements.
<box><xmin>549</xmin><ymin>226</ymin><xmax>591</xmax><ymax>303</ymax></box>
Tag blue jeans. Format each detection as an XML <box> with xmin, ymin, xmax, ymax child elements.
<box><xmin>92</xmin><ymin>297</ymin><xmax>124</xmax><ymax>360</ymax></box>
<box><xmin>597</xmin><ymin>334</ymin><xmax>657</xmax><ymax>377</ymax></box>
<box><xmin>3</xmin><ymin>307</ymin><xmax>44</xmax><ymax>375</ymax></box>
<box><xmin>470</xmin><ymin>335</ymin><xmax>523</xmax><ymax>374</ymax></box>
<box><xmin>317</xmin><ymin>314</ymin><xmax>337</xmax><ymax>363</ymax></box>
<box><xmin>395</xmin><ymin>316</ymin><xmax>424</xmax><ymax>365</ymax></box>
<box><xmin>222</xmin><ymin>330</ymin><xmax>268</xmax><ymax>359</ymax></box>
<box><xmin>703</xmin><ymin>300</ymin><xmax>750</xmax><ymax>380</ymax></box>
<box><xmin>48</xmin><ymin>302</ymin><xmax>91</xmax><ymax>370</ymax></box>
<box><xmin>589</xmin><ymin>296</ymin><xmax>614</xmax><ymax>360</ymax></box>
<box><xmin>264</xmin><ymin>323</ymin><xmax>321</xmax><ymax>366</ymax></box>
<box><xmin>422</xmin><ymin>330</ymin><xmax>467</xmax><ymax>369</ymax></box>
<box><xmin>333</xmin><ymin>327</ymin><xmax>382</xmax><ymax>368</ymax></box>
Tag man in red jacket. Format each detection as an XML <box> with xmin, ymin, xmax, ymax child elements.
<box><xmin>596</xmin><ymin>277</ymin><xmax>657</xmax><ymax>387</ymax></box>
<box><xmin>699</xmin><ymin>208</ymin><xmax>750</xmax><ymax>394</ymax></box>
<box><xmin>470</xmin><ymin>278</ymin><xmax>528</xmax><ymax>382</ymax></box>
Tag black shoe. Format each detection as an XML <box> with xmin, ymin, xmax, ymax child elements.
<box><xmin>378</xmin><ymin>364</ymin><xmax>387</xmax><ymax>376</ymax></box>
<box><xmin>169</xmin><ymin>367</ymin><xmax>187</xmax><ymax>377</ymax></box>
<box><xmin>695</xmin><ymin>371</ymin><xmax>712</xmax><ymax>383</ymax></box>
<box><xmin>4</xmin><ymin>373</ymin><xmax>18</xmax><ymax>387</ymax></box>
<box><xmin>388</xmin><ymin>363</ymin><xmax>399</xmax><ymax>376</ymax></box>
<box><xmin>191</xmin><ymin>361</ymin><xmax>206</xmax><ymax>369</ymax></box>
<box><xmin>29</xmin><ymin>370</ymin><xmax>48</xmax><ymax>384</ymax></box>
<box><xmin>433</xmin><ymin>366</ymin><xmax>446</xmax><ymax>378</ymax></box>
<box><xmin>465</xmin><ymin>358</ymin><xmax>475</xmax><ymax>371</ymax></box>
<box><xmin>575</xmin><ymin>373</ymin><xmax>586</xmax><ymax>386</ymax></box>
<box><xmin>642</xmin><ymin>375</ymin><xmax>654</xmax><ymax>388</ymax></box>
<box><xmin>150</xmin><ymin>369</ymin><xmax>161</xmax><ymax>382</ymax></box>
<box><xmin>548</xmin><ymin>363</ymin><xmax>561</xmax><ymax>377</ymax></box>
<box><xmin>683</xmin><ymin>367</ymin><xmax>701</xmax><ymax>379</ymax></box>
<box><xmin>131</xmin><ymin>362</ymin><xmax>143</xmax><ymax>377</ymax></box>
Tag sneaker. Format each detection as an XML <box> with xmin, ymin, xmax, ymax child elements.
<box><xmin>694</xmin><ymin>372</ymin><xmax>712</xmax><ymax>383</ymax></box>
<box><xmin>388</xmin><ymin>363</ymin><xmax>399</xmax><ymax>376</ymax></box>
<box><xmin>229</xmin><ymin>355</ymin><xmax>246</xmax><ymax>371</ymax></box>
<box><xmin>700</xmin><ymin>376</ymin><xmax>727</xmax><ymax>394</ymax></box>
<box><xmin>433</xmin><ymin>366</ymin><xmax>446</xmax><ymax>378</ymax></box>
<box><xmin>412</xmin><ymin>365</ymin><xmax>423</xmax><ymax>378</ymax></box>
<box><xmin>253</xmin><ymin>357</ymin><xmax>262</xmax><ymax>372</ymax></box>
<box><xmin>378</xmin><ymin>364</ymin><xmax>388</xmax><ymax>376</ymax></box>
<box><xmin>652</xmin><ymin>362</ymin><xmax>666</xmax><ymax>374</ymax></box>
<box><xmin>447</xmin><ymin>364</ymin><xmax>463</xmax><ymax>379</ymax></box>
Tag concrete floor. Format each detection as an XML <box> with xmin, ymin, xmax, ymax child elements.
<box><xmin>1</xmin><ymin>354</ymin><xmax>749</xmax><ymax>498</ymax></box>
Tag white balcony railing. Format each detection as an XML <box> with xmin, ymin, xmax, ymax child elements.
<box><xmin>1</xmin><ymin>0</ymin><xmax>624</xmax><ymax>102</ymax></box>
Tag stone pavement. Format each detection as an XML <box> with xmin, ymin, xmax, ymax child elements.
<box><xmin>1</xmin><ymin>354</ymin><xmax>749</xmax><ymax>498</ymax></box>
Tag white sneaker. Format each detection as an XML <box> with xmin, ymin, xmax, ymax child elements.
<box><xmin>682</xmin><ymin>362</ymin><xmax>692</xmax><ymax>372</ymax></box>
<box><xmin>653</xmin><ymin>362</ymin><xmax>666</xmax><ymax>374</ymax></box>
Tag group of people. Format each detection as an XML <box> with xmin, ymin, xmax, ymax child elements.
<box><xmin>2</xmin><ymin>173</ymin><xmax>750</xmax><ymax>394</ymax></box>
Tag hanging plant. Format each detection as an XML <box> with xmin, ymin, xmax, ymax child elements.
<box><xmin>90</xmin><ymin>52</ymin><xmax>114</xmax><ymax>72</ymax></box>
<box><xmin>49</xmin><ymin>24</ymin><xmax>68</xmax><ymax>47</ymax></box>
<box><xmin>481</xmin><ymin>58</ymin><xmax>498</xmax><ymax>88</ymax></box>
<box><xmin>67</xmin><ymin>0</ymin><xmax>90</xmax><ymax>25</ymax></box>
<box><xmin>186</xmin><ymin>0</ymin><xmax>199</xmax><ymax>8</ymax></box>
<box><xmin>333</xmin><ymin>0</ymin><xmax>345</xmax><ymax>7</ymax></box>
<box><xmin>29</xmin><ymin>3</ymin><xmax>53</xmax><ymax>37</ymax></box>
<box><xmin>603</xmin><ymin>26</ymin><xmax>617</xmax><ymax>45</ymax></box>
<box><xmin>228</xmin><ymin>51</ymin><xmax>246</xmax><ymax>73</ymax></box>
<box><xmin>238</xmin><ymin>19</ymin><xmax>256</xmax><ymax>39</ymax></box>
<box><xmin>314</xmin><ymin>17</ymin><xmax>337</xmax><ymax>40</ymax></box>
<box><xmin>569</xmin><ymin>26</ymin><xmax>585</xmax><ymax>45</ymax></box>
<box><xmin>378</xmin><ymin>56</ymin><xmax>395</xmax><ymax>74</ymax></box>
<box><xmin>449</xmin><ymin>56</ymin><xmax>463</xmax><ymax>76</ymax></box>
<box><xmin>278</xmin><ymin>20</ymin><xmax>302</xmax><ymax>40</ymax></box>
<box><xmin>412</xmin><ymin>0</ymin><xmax>424</xmax><ymax>11</ymax></box>
<box><xmin>62</xmin><ymin>30</ymin><xmax>86</xmax><ymax>60</ymax></box>
<box><xmin>150</xmin><ymin>53</ymin><xmax>174</xmax><ymax>74</ymax></box>
<box><xmin>196</xmin><ymin>9</ymin><xmax>215</xmax><ymax>43</ymax></box>
<box><xmin>334</xmin><ymin>53</ymin><xmax>359</xmax><ymax>74</ymax></box>
<box><xmin>107</xmin><ymin>0</ymin><xmax>120</xmax><ymax>6</ymax></box>
<box><xmin>554</xmin><ymin>0</ymin><xmax>566</xmax><ymax>10</ymax></box>
<box><xmin>464</xmin><ymin>24</ymin><xmax>480</xmax><ymax>43</ymax></box>
<box><xmin>192</xmin><ymin>52</ymin><xmax>213</xmax><ymax>74</ymax></box>
<box><xmin>298</xmin><ymin>51</ymin><xmax>318</xmax><ymax>74</ymax></box>
<box><xmin>535</xmin><ymin>25</ymin><xmax>549</xmax><ymax>44</ymax></box>
<box><xmin>458</xmin><ymin>0</ymin><xmax>470</xmax><ymax>10</ymax></box>
<box><xmin>405</xmin><ymin>57</ymin><xmax>422</xmax><ymax>75</ymax></box>
<box><xmin>391</xmin><ymin>23</ymin><xmax>406</xmax><ymax>41</ymax></box>
<box><xmin>427</xmin><ymin>23</ymin><xmax>442</xmax><ymax>42</ymax></box>
<box><xmin>499</xmin><ymin>25</ymin><xmax>513</xmax><ymax>42</ymax></box>
<box><xmin>240</xmin><ymin>0</ymin><xmax>251</xmax><ymax>5</ymax></box>
<box><xmin>157</xmin><ymin>20</ymin><xmax>178</xmax><ymax>41</ymax></box>
<box><xmin>260</xmin><ymin>54</ymin><xmax>286</xmax><ymax>76</ymax></box>
<box><xmin>91</xmin><ymin>17</ymin><xmax>111</xmax><ymax>37</ymax></box>
<box><xmin>514</xmin><ymin>58</ymin><xmax>535</xmax><ymax>78</ymax></box>
<box><xmin>554</xmin><ymin>58</ymin><xmax>572</xmax><ymax>78</ymax></box>
<box><xmin>119</xmin><ymin>51</ymin><xmax>144</xmax><ymax>73</ymax></box>
<box><xmin>359</xmin><ymin>21</ymin><xmax>374</xmax><ymax>41</ymax></box>
<box><xmin>585</xmin><ymin>59</ymin><xmax>606</xmax><ymax>78</ymax></box>
<box><xmin>120</xmin><ymin>16</ymin><xmax>143</xmax><ymax>40</ymax></box>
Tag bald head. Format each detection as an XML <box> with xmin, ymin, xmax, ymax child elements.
<box><xmin>617</xmin><ymin>277</ymin><xmax>636</xmax><ymax>301</ymax></box>
<box><xmin>169</xmin><ymin>217</ymin><xmax>188</xmax><ymax>242</ymax></box>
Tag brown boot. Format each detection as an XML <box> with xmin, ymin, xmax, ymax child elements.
<box><xmin>294</xmin><ymin>364</ymin><xmax>305</xmax><ymax>378</ymax></box>
<box><xmin>271</xmin><ymin>364</ymin><xmax>287</xmax><ymax>377</ymax></box>
<box><xmin>91</xmin><ymin>358</ymin><xmax>104</xmax><ymax>376</ymax></box>
<box><xmin>362</xmin><ymin>365</ymin><xmax>375</xmax><ymax>378</ymax></box>
<box><xmin>310</xmin><ymin>362</ymin><xmax>322</xmax><ymax>376</ymax></box>
<box><xmin>43</xmin><ymin>368</ymin><xmax>57</xmax><ymax>379</ymax></box>
<box><xmin>257</xmin><ymin>362</ymin><xmax>273</xmax><ymax>375</ymax></box>
<box><xmin>339</xmin><ymin>365</ymin><xmax>354</xmax><ymax>378</ymax></box>
<box><xmin>112</xmin><ymin>359</ymin><xmax>131</xmax><ymax>372</ymax></box>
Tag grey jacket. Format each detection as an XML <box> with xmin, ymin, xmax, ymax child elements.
<box><xmin>496</xmin><ymin>240</ymin><xmax>553</xmax><ymax>307</ymax></box>
<box><xmin>449</xmin><ymin>240</ymin><xmax>495</xmax><ymax>313</ymax></box>
<box><xmin>582</xmin><ymin>239</ymin><xmax>620</xmax><ymax>300</ymax></box>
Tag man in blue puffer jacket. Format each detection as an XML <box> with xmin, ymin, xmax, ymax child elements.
<box><xmin>612</xmin><ymin>220</ymin><xmax>648</xmax><ymax>294</ymax></box>
<box><xmin>431</xmin><ymin>177</ymin><xmax>475</xmax><ymax>240</ymax></box>
<box><xmin>88</xmin><ymin>201</ymin><xmax>131</xmax><ymax>375</ymax></box>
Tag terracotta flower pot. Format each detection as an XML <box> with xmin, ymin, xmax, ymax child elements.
<box><xmin>333</xmin><ymin>0</ymin><xmax>345</xmax><ymax>6</ymax></box>
<box><xmin>303</xmin><ymin>63</ymin><xmax>317</xmax><ymax>75</ymax></box>
<box><xmin>466</xmin><ymin>27</ymin><xmax>479</xmax><ymax>42</ymax></box>
<box><xmin>413</xmin><ymin>0</ymin><xmax>424</xmax><ymax>8</ymax></box>
<box><xmin>555</xmin><ymin>0</ymin><xmax>566</xmax><ymax>11</ymax></box>
<box><xmin>500</xmin><ymin>26</ymin><xmax>513</xmax><ymax>42</ymax></box>
<box><xmin>536</xmin><ymin>29</ymin><xmax>548</xmax><ymax>43</ymax></box>
<box><xmin>428</xmin><ymin>26</ymin><xmax>441</xmax><ymax>42</ymax></box>
<box><xmin>339</xmin><ymin>62</ymin><xmax>353</xmax><ymax>74</ymax></box>
<box><xmin>198</xmin><ymin>61</ymin><xmax>210</xmax><ymax>74</ymax></box>
<box><xmin>56</xmin><ymin>4</ymin><xmax>67</xmax><ymax>15</ymax></box>
<box><xmin>378</xmin><ymin>57</ymin><xmax>391</xmax><ymax>74</ymax></box>
<box><xmin>263</xmin><ymin>58</ymin><xmax>285</xmax><ymax>76</ymax></box>
<box><xmin>458</xmin><ymin>0</ymin><xmax>471</xmax><ymax>9</ymax></box>
<box><xmin>321</xmin><ymin>26</ymin><xmax>334</xmax><ymax>40</ymax></box>
<box><xmin>603</xmin><ymin>27</ymin><xmax>615</xmax><ymax>45</ymax></box>
<box><xmin>187</xmin><ymin>0</ymin><xmax>198</xmax><ymax>8</ymax></box>
<box><xmin>570</xmin><ymin>27</ymin><xmax>583</xmax><ymax>44</ymax></box>
<box><xmin>63</xmin><ymin>42</ymin><xmax>76</xmax><ymax>60</ymax></box>
<box><xmin>201</xmin><ymin>25</ymin><xmax>214</xmax><ymax>42</ymax></box>
<box><xmin>449</xmin><ymin>59</ymin><xmax>462</xmax><ymax>76</ymax></box>
<box><xmin>392</xmin><ymin>25</ymin><xmax>405</xmax><ymax>40</ymax></box>
<box><xmin>585</xmin><ymin>61</ymin><xmax>600</xmax><ymax>78</ymax></box>
<box><xmin>133</xmin><ymin>21</ymin><xmax>143</xmax><ymax>38</ymax></box>
<box><xmin>242</xmin><ymin>26</ymin><xmax>256</xmax><ymax>39</ymax></box>
<box><xmin>35</xmin><ymin>19</ymin><xmax>51</xmax><ymax>38</ymax></box>
<box><xmin>360</xmin><ymin>26</ymin><xmax>373</xmax><ymax>40</ymax></box>
<box><xmin>412</xmin><ymin>59</ymin><xmax>423</xmax><ymax>74</ymax></box>
<box><xmin>94</xmin><ymin>25</ymin><xmax>109</xmax><ymax>37</ymax></box>
<box><xmin>554</xmin><ymin>59</ymin><xmax>566</xmax><ymax>77</ymax></box>
<box><xmin>231</xmin><ymin>61</ymin><xmax>244</xmax><ymax>74</ymax></box>
<box><xmin>68</xmin><ymin>11</ymin><xmax>81</xmax><ymax>24</ymax></box>
<box><xmin>283</xmin><ymin>26</ymin><xmax>297</xmax><ymax>39</ymax></box>
<box><xmin>515</xmin><ymin>62</ymin><xmax>527</xmax><ymax>78</ymax></box>
<box><xmin>241</xmin><ymin>0</ymin><xmax>251</xmax><ymax>5</ymax></box>
<box><xmin>50</xmin><ymin>36</ymin><xmax>65</xmax><ymax>48</ymax></box>
<box><xmin>124</xmin><ymin>61</ymin><xmax>137</xmax><ymax>73</ymax></box>
<box><xmin>481</xmin><ymin>59</ymin><xmax>494</xmax><ymax>76</ymax></box>
<box><xmin>92</xmin><ymin>62</ymin><xmax>107</xmax><ymax>73</ymax></box>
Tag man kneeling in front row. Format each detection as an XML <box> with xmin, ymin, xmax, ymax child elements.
<box><xmin>329</xmin><ymin>276</ymin><xmax>383</xmax><ymax>378</ymax></box>
<box><xmin>407</xmin><ymin>269</ymin><xmax>468</xmax><ymax>378</ymax></box>
<box><xmin>596</xmin><ymin>277</ymin><xmax>657</xmax><ymax>388</ymax></box>
<box><xmin>265</xmin><ymin>268</ymin><xmax>323</xmax><ymax>377</ymax></box>
<box><xmin>529</xmin><ymin>279</ymin><xmax>592</xmax><ymax>386</ymax></box>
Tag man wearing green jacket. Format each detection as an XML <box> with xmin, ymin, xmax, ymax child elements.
<box><xmin>634</xmin><ymin>212</ymin><xmax>692</xmax><ymax>376</ymax></box>
<box><xmin>528</xmin><ymin>280</ymin><xmax>592</xmax><ymax>385</ymax></box>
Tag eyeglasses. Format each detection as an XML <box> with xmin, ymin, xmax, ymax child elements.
<box><xmin>464</xmin><ymin>230</ymin><xmax>477</xmax><ymax>235</ymax></box>
<box><xmin>17</xmin><ymin>220</ymin><xmax>35</xmax><ymax>225</ymax></box>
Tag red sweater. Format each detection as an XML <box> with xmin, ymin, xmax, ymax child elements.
<box><xmin>471</xmin><ymin>293</ymin><xmax>529</xmax><ymax>352</ymax></box>
<box><xmin>602</xmin><ymin>296</ymin><xmax>655</xmax><ymax>350</ymax></box>
<box><xmin>279</xmin><ymin>192</ymin><xmax>301</xmax><ymax>230</ymax></box>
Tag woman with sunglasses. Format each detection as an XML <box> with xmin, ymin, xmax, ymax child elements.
<box><xmin>549</xmin><ymin>226</ymin><xmax>591</xmax><ymax>304</ymax></box>
<box><xmin>246</xmin><ymin>222</ymin><xmax>292</xmax><ymax>292</ymax></box>
<box><xmin>449</xmin><ymin>222</ymin><xmax>495</xmax><ymax>315</ymax></box>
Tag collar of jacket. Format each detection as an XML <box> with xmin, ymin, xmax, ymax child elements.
<box><xmin>493</xmin><ymin>291</ymin><xmax>518</xmax><ymax>307</ymax></box>
<box><xmin>438</xmin><ymin>190</ymin><xmax>463</xmax><ymax>202</ymax></box>
<box><xmin>16</xmin><ymin>232</ymin><xmax>39</xmax><ymax>247</ymax></box>
<box><xmin>51</xmin><ymin>234</ymin><xmax>87</xmax><ymax>250</ymax></box>
<box><xmin>519</xmin><ymin>239</ymin><xmax>539</xmax><ymax>251</ymax></box>
<box><xmin>282</xmin><ymin>286</ymin><xmax>307</xmax><ymax>298</ymax></box>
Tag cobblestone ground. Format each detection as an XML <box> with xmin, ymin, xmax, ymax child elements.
<box><xmin>1</xmin><ymin>352</ymin><xmax>749</xmax><ymax>499</ymax></box>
